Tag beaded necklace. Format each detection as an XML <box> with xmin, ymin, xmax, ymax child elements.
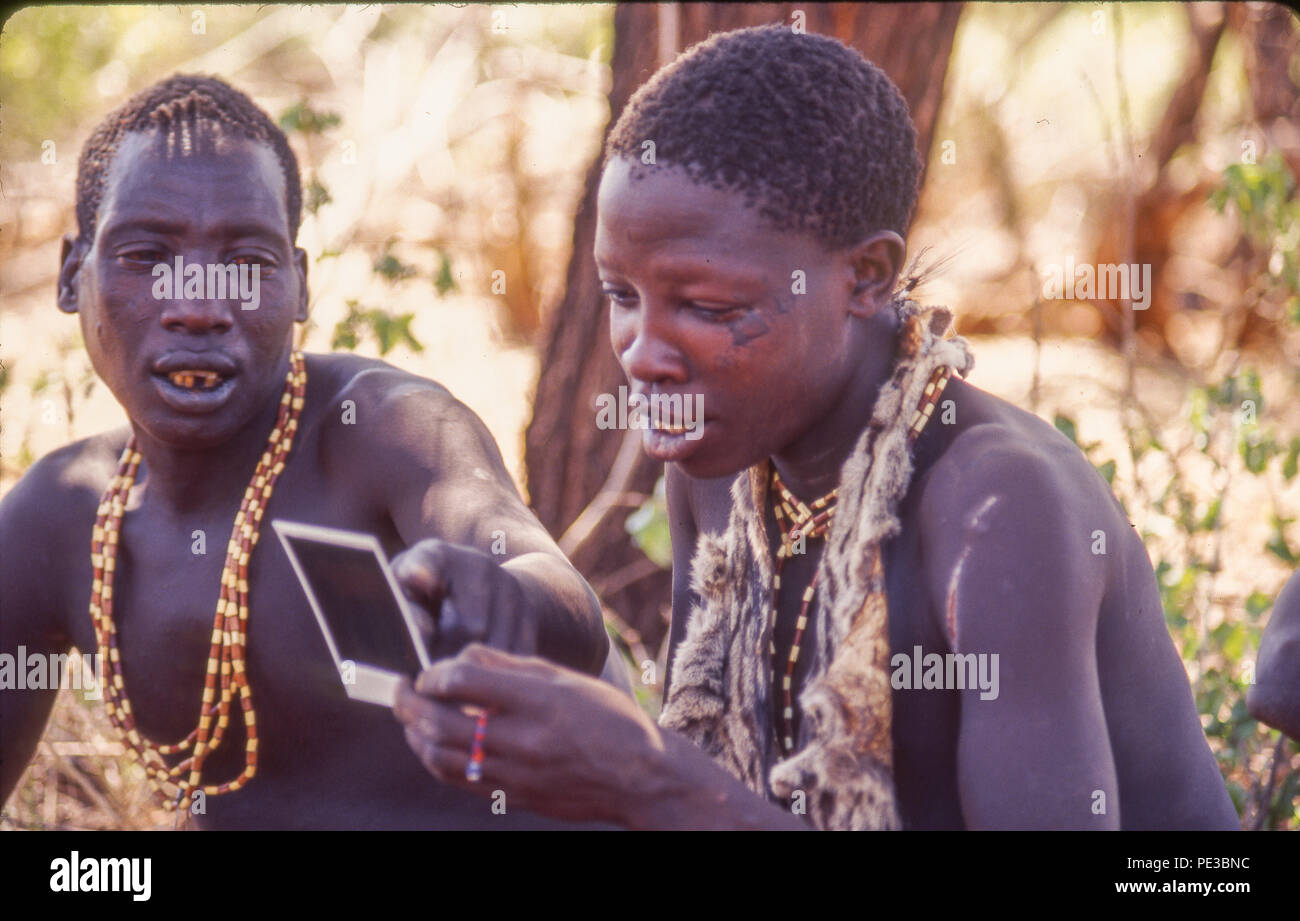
<box><xmin>768</xmin><ymin>363</ymin><xmax>952</xmax><ymax>756</ymax></box>
<box><xmin>89</xmin><ymin>351</ymin><xmax>307</xmax><ymax>810</ymax></box>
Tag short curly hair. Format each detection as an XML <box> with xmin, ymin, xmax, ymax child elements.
<box><xmin>604</xmin><ymin>23</ymin><xmax>922</xmax><ymax>247</ymax></box>
<box><xmin>75</xmin><ymin>74</ymin><xmax>302</xmax><ymax>244</ymax></box>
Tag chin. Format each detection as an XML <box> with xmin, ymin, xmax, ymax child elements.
<box><xmin>134</xmin><ymin>416</ymin><xmax>241</xmax><ymax>453</ymax></box>
<box><xmin>671</xmin><ymin>448</ymin><xmax>757</xmax><ymax>481</ymax></box>
<box><xmin>129</xmin><ymin>401</ymin><xmax>258</xmax><ymax>453</ymax></box>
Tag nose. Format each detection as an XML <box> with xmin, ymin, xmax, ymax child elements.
<box><xmin>160</xmin><ymin>299</ymin><xmax>235</xmax><ymax>335</ymax></box>
<box><xmin>613</xmin><ymin>302</ymin><xmax>688</xmax><ymax>386</ymax></box>
<box><xmin>158</xmin><ymin>264</ymin><xmax>235</xmax><ymax>335</ymax></box>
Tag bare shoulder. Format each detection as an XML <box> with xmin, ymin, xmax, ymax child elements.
<box><xmin>0</xmin><ymin>428</ymin><xmax>129</xmax><ymax>525</ymax></box>
<box><xmin>303</xmin><ymin>351</ymin><xmax>517</xmax><ymax>526</ymax></box>
<box><xmin>307</xmin><ymin>352</ymin><xmax>456</xmax><ymax>429</ymax></box>
<box><xmin>910</xmin><ymin>388</ymin><xmax>1130</xmax><ymax>644</ymax></box>
<box><xmin>917</xmin><ymin>391</ymin><xmax>1127</xmax><ymax>546</ymax></box>
<box><xmin>0</xmin><ymin>429</ymin><xmax>129</xmax><ymax>631</ymax></box>
<box><xmin>306</xmin><ymin>352</ymin><xmax>494</xmax><ymax>465</ymax></box>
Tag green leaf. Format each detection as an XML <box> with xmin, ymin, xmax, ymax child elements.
<box><xmin>373</xmin><ymin>246</ymin><xmax>418</xmax><ymax>283</ymax></box>
<box><xmin>331</xmin><ymin>300</ymin><xmax>364</xmax><ymax>352</ymax></box>
<box><xmin>305</xmin><ymin>178</ymin><xmax>332</xmax><ymax>215</ymax></box>
<box><xmin>1095</xmin><ymin>459</ymin><xmax>1116</xmax><ymax>485</ymax></box>
<box><xmin>1266</xmin><ymin>532</ymin><xmax>1299</xmax><ymax>565</ymax></box>
<box><xmin>1245</xmin><ymin>591</ymin><xmax>1274</xmax><ymax>618</ymax></box>
<box><xmin>331</xmin><ymin>322</ymin><xmax>359</xmax><ymax>351</ymax></box>
<box><xmin>433</xmin><ymin>250</ymin><xmax>457</xmax><ymax>296</ymax></box>
<box><xmin>1283</xmin><ymin>438</ymin><xmax>1300</xmax><ymax>481</ymax></box>
<box><xmin>1198</xmin><ymin>497</ymin><xmax>1221</xmax><ymax>532</ymax></box>
<box><xmin>1053</xmin><ymin>414</ymin><xmax>1079</xmax><ymax>446</ymax></box>
<box><xmin>1241</xmin><ymin>433</ymin><xmax>1278</xmax><ymax>474</ymax></box>
<box><xmin>279</xmin><ymin>101</ymin><xmax>341</xmax><ymax>135</ymax></box>
<box><xmin>369</xmin><ymin>312</ymin><xmax>423</xmax><ymax>356</ymax></box>
<box><xmin>626</xmin><ymin>476</ymin><xmax>672</xmax><ymax>568</ymax></box>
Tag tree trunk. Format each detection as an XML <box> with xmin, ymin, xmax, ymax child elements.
<box><xmin>525</xmin><ymin>3</ymin><xmax>963</xmax><ymax>650</ymax></box>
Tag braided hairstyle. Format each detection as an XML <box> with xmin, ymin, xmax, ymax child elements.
<box><xmin>604</xmin><ymin>23</ymin><xmax>922</xmax><ymax>248</ymax></box>
<box><xmin>75</xmin><ymin>74</ymin><xmax>302</xmax><ymax>243</ymax></box>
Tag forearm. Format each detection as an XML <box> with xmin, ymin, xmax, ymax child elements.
<box><xmin>619</xmin><ymin>725</ymin><xmax>808</xmax><ymax>830</ymax></box>
<box><xmin>503</xmin><ymin>552</ymin><xmax>606</xmax><ymax>674</ymax></box>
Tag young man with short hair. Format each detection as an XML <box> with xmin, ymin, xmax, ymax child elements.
<box><xmin>0</xmin><ymin>74</ymin><xmax>613</xmax><ymax>829</ymax></box>
<box><xmin>395</xmin><ymin>24</ymin><xmax>1239</xmax><ymax>830</ymax></box>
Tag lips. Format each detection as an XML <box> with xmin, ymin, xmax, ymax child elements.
<box><xmin>152</xmin><ymin>352</ymin><xmax>238</xmax><ymax>376</ymax></box>
<box><xmin>149</xmin><ymin>352</ymin><xmax>240</xmax><ymax>411</ymax></box>
<box><xmin>165</xmin><ymin>369</ymin><xmax>224</xmax><ymax>391</ymax></box>
<box><xmin>649</xmin><ymin>419</ymin><xmax>691</xmax><ymax>434</ymax></box>
<box><xmin>641</xmin><ymin>422</ymin><xmax>709</xmax><ymax>463</ymax></box>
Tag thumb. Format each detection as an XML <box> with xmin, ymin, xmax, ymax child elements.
<box><xmin>392</xmin><ymin>539</ymin><xmax>453</xmax><ymax>608</ymax></box>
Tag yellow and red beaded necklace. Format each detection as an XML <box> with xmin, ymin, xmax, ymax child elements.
<box><xmin>88</xmin><ymin>350</ymin><xmax>307</xmax><ymax>810</ymax></box>
<box><xmin>768</xmin><ymin>472</ymin><xmax>837</xmax><ymax>755</ymax></box>
<box><xmin>768</xmin><ymin>363</ymin><xmax>952</xmax><ymax>756</ymax></box>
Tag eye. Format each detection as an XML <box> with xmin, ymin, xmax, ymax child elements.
<box><xmin>230</xmin><ymin>253</ymin><xmax>276</xmax><ymax>276</ymax></box>
<box><xmin>602</xmin><ymin>286</ymin><xmax>637</xmax><ymax>309</ymax></box>
<box><xmin>687</xmin><ymin>301</ymin><xmax>746</xmax><ymax>322</ymax></box>
<box><xmin>116</xmin><ymin>248</ymin><xmax>168</xmax><ymax>267</ymax></box>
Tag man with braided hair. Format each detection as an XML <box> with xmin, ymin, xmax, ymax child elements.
<box><xmin>0</xmin><ymin>74</ymin><xmax>618</xmax><ymax>829</ymax></box>
<box><xmin>396</xmin><ymin>24</ymin><xmax>1239</xmax><ymax>830</ymax></box>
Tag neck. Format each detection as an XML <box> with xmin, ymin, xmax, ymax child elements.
<box><xmin>771</xmin><ymin>313</ymin><xmax>899</xmax><ymax>502</ymax></box>
<box><xmin>130</xmin><ymin>363</ymin><xmax>292</xmax><ymax>516</ymax></box>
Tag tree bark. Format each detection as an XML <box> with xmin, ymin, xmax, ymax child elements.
<box><xmin>525</xmin><ymin>3</ymin><xmax>963</xmax><ymax>649</ymax></box>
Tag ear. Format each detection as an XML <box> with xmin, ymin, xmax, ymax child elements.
<box><xmin>293</xmin><ymin>246</ymin><xmax>310</xmax><ymax>323</ymax></box>
<box><xmin>845</xmin><ymin>230</ymin><xmax>906</xmax><ymax>319</ymax></box>
<box><xmin>57</xmin><ymin>235</ymin><xmax>86</xmax><ymax>314</ymax></box>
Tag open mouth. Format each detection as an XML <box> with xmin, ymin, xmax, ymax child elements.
<box><xmin>642</xmin><ymin>422</ymin><xmax>709</xmax><ymax>464</ymax></box>
<box><xmin>163</xmin><ymin>369</ymin><xmax>227</xmax><ymax>392</ymax></box>
<box><xmin>651</xmin><ymin>420</ymin><xmax>691</xmax><ymax>434</ymax></box>
<box><xmin>150</xmin><ymin>360</ymin><xmax>239</xmax><ymax>413</ymax></box>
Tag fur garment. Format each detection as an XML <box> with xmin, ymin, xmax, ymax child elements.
<box><xmin>659</xmin><ymin>299</ymin><xmax>975</xmax><ymax>830</ymax></box>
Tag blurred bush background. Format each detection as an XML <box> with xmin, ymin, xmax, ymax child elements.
<box><xmin>0</xmin><ymin>2</ymin><xmax>1296</xmax><ymax>830</ymax></box>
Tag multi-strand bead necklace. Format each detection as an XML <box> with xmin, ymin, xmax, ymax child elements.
<box><xmin>768</xmin><ymin>363</ymin><xmax>953</xmax><ymax>756</ymax></box>
<box><xmin>88</xmin><ymin>351</ymin><xmax>307</xmax><ymax>810</ymax></box>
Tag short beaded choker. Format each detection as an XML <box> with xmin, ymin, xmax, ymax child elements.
<box><xmin>769</xmin><ymin>363</ymin><xmax>953</xmax><ymax>756</ymax></box>
<box><xmin>89</xmin><ymin>351</ymin><xmax>307</xmax><ymax>810</ymax></box>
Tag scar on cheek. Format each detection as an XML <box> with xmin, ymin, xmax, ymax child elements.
<box><xmin>945</xmin><ymin>495</ymin><xmax>1001</xmax><ymax>650</ymax></box>
<box><xmin>727</xmin><ymin>312</ymin><xmax>770</xmax><ymax>347</ymax></box>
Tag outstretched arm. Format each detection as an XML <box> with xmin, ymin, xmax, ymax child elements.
<box><xmin>393</xmin><ymin>461</ymin><xmax>802</xmax><ymax>828</ymax></box>
<box><xmin>394</xmin><ymin>644</ymin><xmax>806</xmax><ymax>829</ymax></box>
<box><xmin>336</xmin><ymin>374</ymin><xmax>607</xmax><ymax>674</ymax></box>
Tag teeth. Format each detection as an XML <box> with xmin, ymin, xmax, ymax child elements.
<box><xmin>167</xmin><ymin>370</ymin><xmax>222</xmax><ymax>390</ymax></box>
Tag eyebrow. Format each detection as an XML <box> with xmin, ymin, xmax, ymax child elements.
<box><xmin>101</xmin><ymin>215</ymin><xmax>288</xmax><ymax>242</ymax></box>
<box><xmin>599</xmin><ymin>253</ymin><xmax>768</xmax><ymax>289</ymax></box>
<box><xmin>656</xmin><ymin>258</ymin><xmax>763</xmax><ymax>281</ymax></box>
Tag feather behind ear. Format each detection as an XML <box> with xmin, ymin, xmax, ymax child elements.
<box><xmin>896</xmin><ymin>244</ymin><xmax>963</xmax><ymax>298</ymax></box>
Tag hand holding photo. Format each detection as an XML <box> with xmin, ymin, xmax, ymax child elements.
<box><xmin>273</xmin><ymin>520</ymin><xmax>434</xmax><ymax>707</ymax></box>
